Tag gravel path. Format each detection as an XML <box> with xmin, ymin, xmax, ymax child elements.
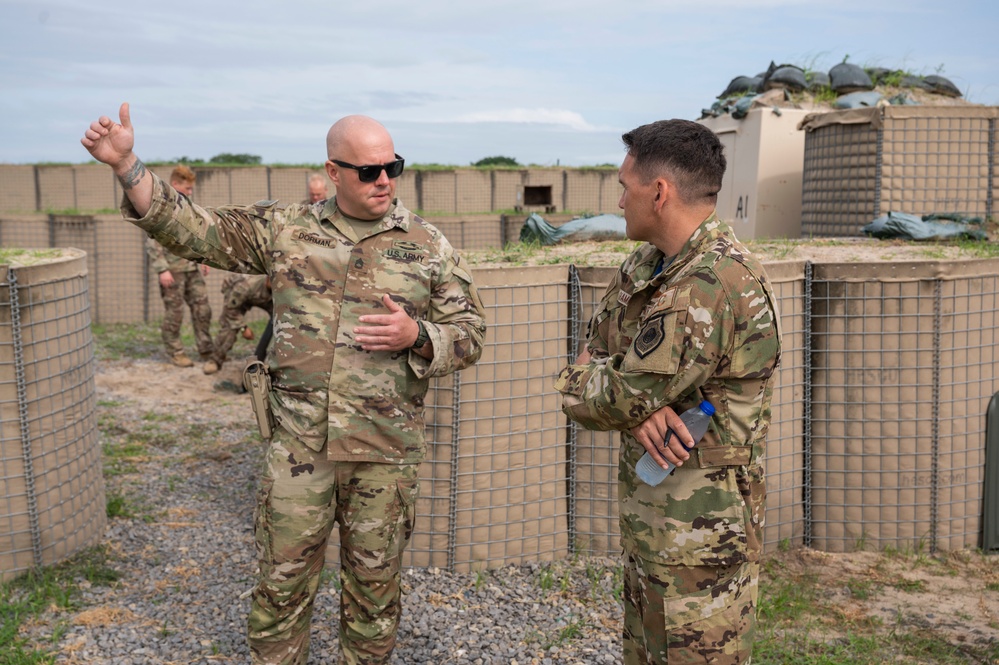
<box><xmin>22</xmin><ymin>360</ymin><xmax>624</xmax><ymax>665</ymax></box>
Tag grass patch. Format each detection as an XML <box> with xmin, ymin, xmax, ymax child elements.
<box><xmin>105</xmin><ymin>489</ymin><xmax>135</xmax><ymax>518</ymax></box>
<box><xmin>953</xmin><ymin>238</ymin><xmax>999</xmax><ymax>259</ymax></box>
<box><xmin>0</xmin><ymin>547</ymin><xmax>119</xmax><ymax>665</ymax></box>
<box><xmin>101</xmin><ymin>438</ymin><xmax>145</xmax><ymax>476</ymax></box>
<box><xmin>91</xmin><ymin>321</ymin><xmax>163</xmax><ymax>361</ymax></box>
<box><xmin>0</xmin><ymin>247</ymin><xmax>65</xmax><ymax>267</ymax></box>
<box><xmin>756</xmin><ymin>548</ymin><xmax>998</xmax><ymax>665</ymax></box>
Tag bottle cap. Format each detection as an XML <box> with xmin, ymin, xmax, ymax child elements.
<box><xmin>699</xmin><ymin>400</ymin><xmax>715</xmax><ymax>416</ymax></box>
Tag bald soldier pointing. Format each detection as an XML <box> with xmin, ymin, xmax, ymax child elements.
<box><xmin>82</xmin><ymin>103</ymin><xmax>486</xmax><ymax>665</ymax></box>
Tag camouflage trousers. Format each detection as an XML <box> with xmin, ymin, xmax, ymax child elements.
<box><xmin>211</xmin><ymin>304</ymin><xmax>264</xmax><ymax>365</ymax></box>
<box><xmin>211</xmin><ymin>282</ymin><xmax>271</xmax><ymax>366</ymax></box>
<box><xmin>248</xmin><ymin>427</ymin><xmax>419</xmax><ymax>665</ymax></box>
<box><xmin>622</xmin><ymin>553</ymin><xmax>758</xmax><ymax>664</ymax></box>
<box><xmin>159</xmin><ymin>270</ymin><xmax>213</xmax><ymax>358</ymax></box>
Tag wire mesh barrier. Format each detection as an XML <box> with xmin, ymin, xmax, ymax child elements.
<box><xmin>1</xmin><ymin>246</ymin><xmax>995</xmax><ymax>577</ymax></box>
<box><xmin>344</xmin><ymin>258</ymin><xmax>993</xmax><ymax>571</ymax></box>
<box><xmin>801</xmin><ymin>106</ymin><xmax>997</xmax><ymax>237</ymax></box>
<box><xmin>0</xmin><ymin>251</ymin><xmax>105</xmax><ymax>582</ymax></box>
<box><xmin>808</xmin><ymin>260</ymin><xmax>996</xmax><ymax>553</ymax></box>
<box><xmin>0</xmin><ymin>213</ymin><xmax>597</xmax><ymax>326</ymax></box>
<box><xmin>0</xmin><ymin>165</ymin><xmax>623</xmax><ymax>218</ymax></box>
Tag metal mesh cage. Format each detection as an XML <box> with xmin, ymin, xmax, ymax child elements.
<box><xmin>0</xmin><ymin>250</ymin><xmax>105</xmax><ymax>581</ymax></box>
<box><xmin>801</xmin><ymin>106</ymin><xmax>997</xmax><ymax>237</ymax></box>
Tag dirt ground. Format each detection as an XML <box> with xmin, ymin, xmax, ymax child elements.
<box><xmin>770</xmin><ymin>547</ymin><xmax>999</xmax><ymax>654</ymax></box>
<box><xmin>97</xmin><ymin>354</ymin><xmax>249</xmax><ymax>414</ymax></box>
<box><xmin>93</xmin><ymin>352</ymin><xmax>999</xmax><ymax>656</ymax></box>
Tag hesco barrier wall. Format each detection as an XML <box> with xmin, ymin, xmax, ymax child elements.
<box><xmin>799</xmin><ymin>106</ymin><xmax>998</xmax><ymax>237</ymax></box>
<box><xmin>1</xmin><ymin>248</ymin><xmax>993</xmax><ymax>575</ymax></box>
<box><xmin>0</xmin><ymin>214</ymin><xmax>576</xmax><ymax>325</ymax></box>
<box><xmin>390</xmin><ymin>258</ymin><xmax>991</xmax><ymax>571</ymax></box>
<box><xmin>809</xmin><ymin>260</ymin><xmax>997</xmax><ymax>552</ymax></box>
<box><xmin>0</xmin><ymin>165</ymin><xmax>624</xmax><ymax>217</ymax></box>
<box><xmin>0</xmin><ymin>250</ymin><xmax>105</xmax><ymax>581</ymax></box>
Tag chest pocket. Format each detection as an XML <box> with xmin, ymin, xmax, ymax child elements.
<box><xmin>622</xmin><ymin>284</ymin><xmax>690</xmax><ymax>376</ymax></box>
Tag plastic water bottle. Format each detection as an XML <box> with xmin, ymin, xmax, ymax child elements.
<box><xmin>635</xmin><ymin>400</ymin><xmax>715</xmax><ymax>486</ymax></box>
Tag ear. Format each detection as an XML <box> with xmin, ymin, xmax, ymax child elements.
<box><xmin>653</xmin><ymin>179</ymin><xmax>668</xmax><ymax>211</ymax></box>
<box><xmin>324</xmin><ymin>160</ymin><xmax>339</xmax><ymax>186</ymax></box>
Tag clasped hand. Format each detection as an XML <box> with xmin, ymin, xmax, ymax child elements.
<box><xmin>630</xmin><ymin>405</ymin><xmax>694</xmax><ymax>470</ymax></box>
<box><xmin>354</xmin><ymin>294</ymin><xmax>421</xmax><ymax>352</ymax></box>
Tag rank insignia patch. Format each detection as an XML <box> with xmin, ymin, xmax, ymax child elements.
<box><xmin>633</xmin><ymin>313</ymin><xmax>666</xmax><ymax>359</ymax></box>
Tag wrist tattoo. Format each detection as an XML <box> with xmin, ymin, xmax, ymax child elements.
<box><xmin>117</xmin><ymin>159</ymin><xmax>147</xmax><ymax>191</ymax></box>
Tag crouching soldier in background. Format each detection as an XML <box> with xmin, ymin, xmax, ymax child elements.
<box><xmin>203</xmin><ymin>274</ymin><xmax>272</xmax><ymax>375</ymax></box>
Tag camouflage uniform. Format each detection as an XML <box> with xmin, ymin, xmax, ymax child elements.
<box><xmin>210</xmin><ymin>273</ymin><xmax>272</xmax><ymax>367</ymax></box>
<box><xmin>145</xmin><ymin>236</ymin><xmax>214</xmax><ymax>359</ymax></box>
<box><xmin>554</xmin><ymin>213</ymin><xmax>781</xmax><ymax>664</ymax></box>
<box><xmin>122</xmin><ymin>176</ymin><xmax>486</xmax><ymax>665</ymax></box>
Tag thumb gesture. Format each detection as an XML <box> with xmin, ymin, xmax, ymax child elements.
<box><xmin>81</xmin><ymin>102</ymin><xmax>135</xmax><ymax>168</ymax></box>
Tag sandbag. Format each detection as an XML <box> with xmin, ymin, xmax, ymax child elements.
<box><xmin>923</xmin><ymin>74</ymin><xmax>962</xmax><ymax>97</ymax></box>
<box><xmin>833</xmin><ymin>91</ymin><xmax>884</xmax><ymax>109</ymax></box>
<box><xmin>765</xmin><ymin>65</ymin><xmax>807</xmax><ymax>92</ymax></box>
<box><xmin>862</xmin><ymin>211</ymin><xmax>986</xmax><ymax>241</ymax></box>
<box><xmin>866</xmin><ymin>67</ymin><xmax>891</xmax><ymax>85</ymax></box>
<box><xmin>719</xmin><ymin>75</ymin><xmax>762</xmax><ymax>98</ymax></box>
<box><xmin>886</xmin><ymin>93</ymin><xmax>919</xmax><ymax>106</ymax></box>
<box><xmin>519</xmin><ymin>213</ymin><xmax>628</xmax><ymax>245</ymax></box>
<box><xmin>901</xmin><ymin>75</ymin><xmax>933</xmax><ymax>91</ymax></box>
<box><xmin>829</xmin><ymin>62</ymin><xmax>874</xmax><ymax>93</ymax></box>
<box><xmin>807</xmin><ymin>71</ymin><xmax>830</xmax><ymax>90</ymax></box>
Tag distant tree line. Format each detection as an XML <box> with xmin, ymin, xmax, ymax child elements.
<box><xmin>175</xmin><ymin>153</ymin><xmax>262</xmax><ymax>165</ymax></box>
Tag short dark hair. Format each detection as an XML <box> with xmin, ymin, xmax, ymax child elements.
<box><xmin>621</xmin><ymin>120</ymin><xmax>725</xmax><ymax>205</ymax></box>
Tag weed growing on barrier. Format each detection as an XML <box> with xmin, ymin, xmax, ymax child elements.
<box><xmin>0</xmin><ymin>546</ymin><xmax>119</xmax><ymax>665</ymax></box>
<box><xmin>955</xmin><ymin>238</ymin><xmax>999</xmax><ymax>258</ymax></box>
<box><xmin>748</xmin><ymin>238</ymin><xmax>799</xmax><ymax>261</ymax></box>
<box><xmin>0</xmin><ymin>247</ymin><xmax>63</xmax><ymax>266</ymax></box>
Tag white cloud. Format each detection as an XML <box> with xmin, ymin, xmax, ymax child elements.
<box><xmin>454</xmin><ymin>108</ymin><xmax>598</xmax><ymax>132</ymax></box>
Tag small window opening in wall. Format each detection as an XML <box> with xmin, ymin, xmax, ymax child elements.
<box><xmin>523</xmin><ymin>185</ymin><xmax>552</xmax><ymax>206</ymax></box>
<box><xmin>516</xmin><ymin>185</ymin><xmax>555</xmax><ymax>213</ymax></box>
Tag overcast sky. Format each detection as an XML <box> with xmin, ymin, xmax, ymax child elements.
<box><xmin>2</xmin><ymin>0</ymin><xmax>997</xmax><ymax>167</ymax></box>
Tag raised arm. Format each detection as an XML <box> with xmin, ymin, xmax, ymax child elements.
<box><xmin>80</xmin><ymin>102</ymin><xmax>153</xmax><ymax>215</ymax></box>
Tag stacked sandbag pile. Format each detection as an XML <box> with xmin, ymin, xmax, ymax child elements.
<box><xmin>701</xmin><ymin>59</ymin><xmax>966</xmax><ymax>119</ymax></box>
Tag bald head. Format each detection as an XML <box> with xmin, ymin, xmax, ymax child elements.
<box><xmin>323</xmin><ymin>115</ymin><xmax>399</xmax><ymax>220</ymax></box>
<box><xmin>326</xmin><ymin>115</ymin><xmax>394</xmax><ymax>161</ymax></box>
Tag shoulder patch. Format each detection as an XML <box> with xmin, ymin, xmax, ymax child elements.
<box><xmin>633</xmin><ymin>312</ymin><xmax>667</xmax><ymax>359</ymax></box>
<box><xmin>253</xmin><ymin>200</ymin><xmax>278</xmax><ymax>208</ymax></box>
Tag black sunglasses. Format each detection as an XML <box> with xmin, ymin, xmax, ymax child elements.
<box><xmin>331</xmin><ymin>154</ymin><xmax>405</xmax><ymax>183</ymax></box>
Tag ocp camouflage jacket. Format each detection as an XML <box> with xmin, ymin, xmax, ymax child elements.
<box><xmin>555</xmin><ymin>213</ymin><xmax>781</xmax><ymax>566</ymax></box>
<box><xmin>124</xmin><ymin>175</ymin><xmax>486</xmax><ymax>464</ymax></box>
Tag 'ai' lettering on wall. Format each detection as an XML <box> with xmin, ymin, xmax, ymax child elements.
<box><xmin>735</xmin><ymin>195</ymin><xmax>749</xmax><ymax>219</ymax></box>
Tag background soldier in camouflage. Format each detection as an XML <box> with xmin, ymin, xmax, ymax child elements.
<box><xmin>145</xmin><ymin>165</ymin><xmax>214</xmax><ymax>367</ymax></box>
<box><xmin>305</xmin><ymin>172</ymin><xmax>329</xmax><ymax>204</ymax></box>
<box><xmin>555</xmin><ymin>120</ymin><xmax>781</xmax><ymax>664</ymax></box>
<box><xmin>82</xmin><ymin>104</ymin><xmax>487</xmax><ymax>665</ymax></box>
<box><xmin>203</xmin><ymin>273</ymin><xmax>272</xmax><ymax>375</ymax></box>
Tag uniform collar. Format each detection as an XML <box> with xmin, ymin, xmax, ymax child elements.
<box><xmin>322</xmin><ymin>198</ymin><xmax>411</xmax><ymax>237</ymax></box>
<box><xmin>630</xmin><ymin>211</ymin><xmax>726</xmax><ymax>290</ymax></box>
